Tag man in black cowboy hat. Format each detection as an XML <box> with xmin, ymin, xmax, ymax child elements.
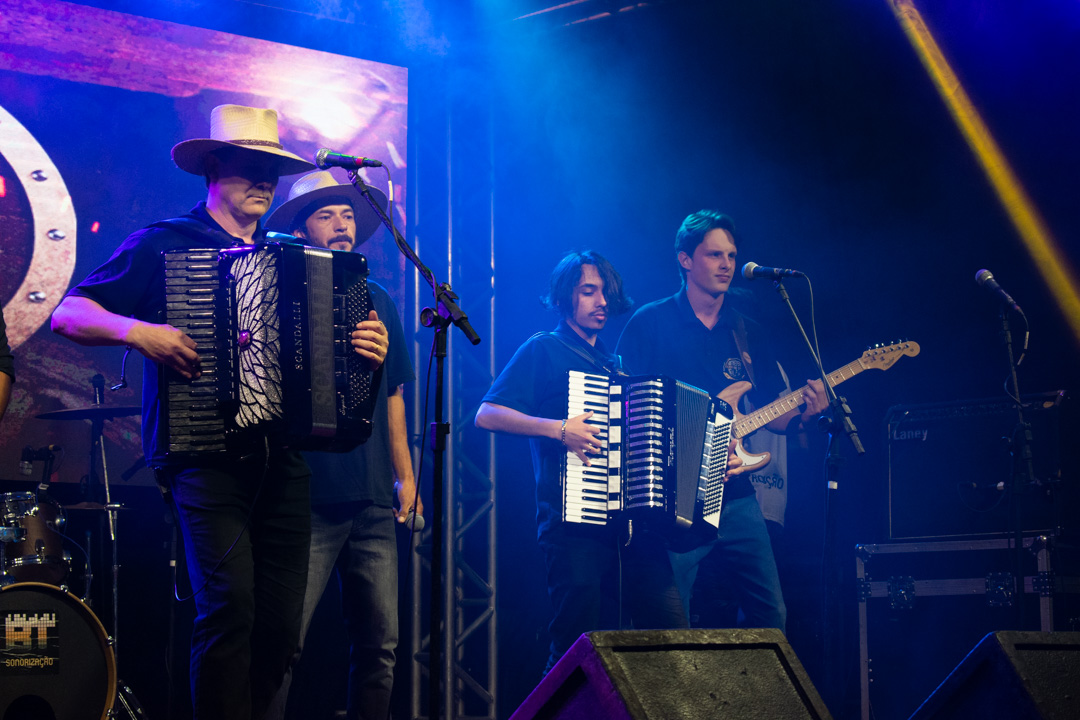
<box><xmin>51</xmin><ymin>105</ymin><xmax>390</xmax><ymax>720</ymax></box>
<box><xmin>263</xmin><ymin>170</ymin><xmax>419</xmax><ymax>720</ymax></box>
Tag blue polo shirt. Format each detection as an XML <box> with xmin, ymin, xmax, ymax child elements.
<box><xmin>482</xmin><ymin>321</ymin><xmax>623</xmax><ymax>540</ymax></box>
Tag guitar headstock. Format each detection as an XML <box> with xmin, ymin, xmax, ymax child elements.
<box><xmin>859</xmin><ymin>340</ymin><xmax>920</xmax><ymax>371</ymax></box>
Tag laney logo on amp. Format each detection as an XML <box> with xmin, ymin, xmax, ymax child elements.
<box><xmin>891</xmin><ymin>426</ymin><xmax>929</xmax><ymax>442</ymax></box>
<box><xmin>1</xmin><ymin>610</ymin><xmax>60</xmax><ymax>675</ymax></box>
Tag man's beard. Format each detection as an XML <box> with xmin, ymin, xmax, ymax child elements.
<box><xmin>327</xmin><ymin>234</ymin><xmax>355</xmax><ymax>251</ymax></box>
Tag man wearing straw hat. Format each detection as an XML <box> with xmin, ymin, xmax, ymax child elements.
<box><xmin>264</xmin><ymin>170</ymin><xmax>419</xmax><ymax>720</ymax></box>
<box><xmin>51</xmin><ymin>105</ymin><xmax>389</xmax><ymax>720</ymax></box>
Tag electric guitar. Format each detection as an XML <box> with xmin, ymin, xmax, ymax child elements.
<box><xmin>719</xmin><ymin>340</ymin><xmax>921</xmax><ymax>471</ymax></box>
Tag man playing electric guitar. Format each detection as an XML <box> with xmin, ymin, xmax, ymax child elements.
<box><xmin>616</xmin><ymin>209</ymin><xmax>828</xmax><ymax>633</ymax></box>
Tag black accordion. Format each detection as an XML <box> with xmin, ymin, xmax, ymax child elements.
<box><xmin>563</xmin><ymin>371</ymin><xmax>733</xmax><ymax>530</ymax></box>
<box><xmin>160</xmin><ymin>243</ymin><xmax>380</xmax><ymax>458</ymax></box>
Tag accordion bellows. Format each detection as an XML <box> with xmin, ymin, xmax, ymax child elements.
<box><xmin>563</xmin><ymin>371</ymin><xmax>733</xmax><ymax>530</ymax></box>
<box><xmin>161</xmin><ymin>243</ymin><xmax>379</xmax><ymax>458</ymax></box>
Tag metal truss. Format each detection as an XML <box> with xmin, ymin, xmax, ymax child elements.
<box><xmin>409</xmin><ymin>63</ymin><xmax>497</xmax><ymax>720</ymax></box>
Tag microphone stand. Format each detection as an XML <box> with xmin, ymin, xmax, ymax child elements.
<box><xmin>347</xmin><ymin>170</ymin><xmax>481</xmax><ymax>720</ymax></box>
<box><xmin>769</xmin><ymin>278</ymin><xmax>863</xmax><ymax>710</ymax></box>
<box><xmin>998</xmin><ymin>307</ymin><xmax>1035</xmax><ymax>629</ymax></box>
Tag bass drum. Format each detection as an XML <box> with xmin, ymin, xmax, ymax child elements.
<box><xmin>0</xmin><ymin>582</ymin><xmax>116</xmax><ymax>720</ymax></box>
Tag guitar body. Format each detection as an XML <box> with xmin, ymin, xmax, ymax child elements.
<box><xmin>717</xmin><ymin>380</ymin><xmax>772</xmax><ymax>473</ymax></box>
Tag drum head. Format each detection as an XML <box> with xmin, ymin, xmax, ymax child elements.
<box><xmin>0</xmin><ymin>582</ymin><xmax>116</xmax><ymax>720</ymax></box>
<box><xmin>0</xmin><ymin>492</ymin><xmax>35</xmax><ymax>525</ymax></box>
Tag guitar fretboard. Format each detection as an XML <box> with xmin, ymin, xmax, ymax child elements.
<box><xmin>732</xmin><ymin>359</ymin><xmax>866</xmax><ymax>438</ymax></box>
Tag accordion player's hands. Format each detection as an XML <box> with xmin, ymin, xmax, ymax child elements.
<box><xmin>563</xmin><ymin>411</ymin><xmax>602</xmax><ymax>466</ymax></box>
<box><xmin>351</xmin><ymin>309</ymin><xmax>389</xmax><ymax>371</ymax></box>
<box><xmin>129</xmin><ymin>321</ymin><xmax>201</xmax><ymax>379</ymax></box>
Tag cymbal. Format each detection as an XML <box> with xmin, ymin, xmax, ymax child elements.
<box><xmin>62</xmin><ymin>502</ymin><xmax>130</xmax><ymax>512</ymax></box>
<box><xmin>36</xmin><ymin>405</ymin><xmax>141</xmax><ymax>421</ymax></box>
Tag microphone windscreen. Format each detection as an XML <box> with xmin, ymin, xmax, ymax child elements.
<box><xmin>404</xmin><ymin>509</ymin><xmax>425</xmax><ymax>532</ymax></box>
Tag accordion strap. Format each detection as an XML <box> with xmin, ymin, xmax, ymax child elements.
<box><xmin>148</xmin><ymin>217</ymin><xmax>297</xmax><ymax>246</ymax></box>
<box><xmin>148</xmin><ymin>217</ymin><xmax>242</xmax><ymax>246</ymax></box>
<box><xmin>538</xmin><ymin>330</ymin><xmax>625</xmax><ymax>376</ymax></box>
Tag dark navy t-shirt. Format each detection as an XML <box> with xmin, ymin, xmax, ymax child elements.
<box><xmin>304</xmin><ymin>281</ymin><xmax>414</xmax><ymax>508</ymax></box>
<box><xmin>482</xmin><ymin>322</ymin><xmax>623</xmax><ymax>541</ymax></box>
<box><xmin>66</xmin><ymin>202</ymin><xmax>307</xmax><ymax>476</ymax></box>
<box><xmin>616</xmin><ymin>288</ymin><xmax>786</xmax><ymax>499</ymax></box>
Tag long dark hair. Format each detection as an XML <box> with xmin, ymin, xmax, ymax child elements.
<box><xmin>541</xmin><ymin>250</ymin><xmax>633</xmax><ymax>318</ymax></box>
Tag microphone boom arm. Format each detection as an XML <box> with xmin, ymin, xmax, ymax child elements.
<box><xmin>346</xmin><ymin>170</ymin><xmax>481</xmax><ymax>345</ymax></box>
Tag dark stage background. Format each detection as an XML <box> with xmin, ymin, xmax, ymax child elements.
<box><xmin>3</xmin><ymin>1</ymin><xmax>1079</xmax><ymax>719</ymax></box>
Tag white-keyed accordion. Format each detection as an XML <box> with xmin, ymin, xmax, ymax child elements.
<box><xmin>563</xmin><ymin>370</ymin><xmax>733</xmax><ymax>530</ymax></box>
<box><xmin>160</xmin><ymin>243</ymin><xmax>380</xmax><ymax>458</ymax></box>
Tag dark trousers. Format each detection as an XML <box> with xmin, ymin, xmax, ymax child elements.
<box><xmin>267</xmin><ymin>501</ymin><xmax>398</xmax><ymax>720</ymax></box>
<box><xmin>538</xmin><ymin>523</ymin><xmax>688</xmax><ymax>673</ymax></box>
<box><xmin>163</xmin><ymin>457</ymin><xmax>311</xmax><ymax>720</ymax></box>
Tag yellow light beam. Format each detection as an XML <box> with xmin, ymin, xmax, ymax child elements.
<box><xmin>889</xmin><ymin>0</ymin><xmax>1080</xmax><ymax>342</ymax></box>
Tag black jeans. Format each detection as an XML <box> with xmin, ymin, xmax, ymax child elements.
<box><xmin>162</xmin><ymin>456</ymin><xmax>311</xmax><ymax>720</ymax></box>
<box><xmin>538</xmin><ymin>523</ymin><xmax>687</xmax><ymax>673</ymax></box>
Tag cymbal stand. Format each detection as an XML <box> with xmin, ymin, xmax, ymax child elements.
<box><xmin>89</xmin><ymin>374</ymin><xmax>121</xmax><ymax>658</ymax></box>
<box><xmin>89</xmin><ymin>374</ymin><xmax>145</xmax><ymax>718</ymax></box>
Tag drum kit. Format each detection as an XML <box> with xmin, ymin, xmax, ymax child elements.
<box><xmin>0</xmin><ymin>385</ymin><xmax>147</xmax><ymax>720</ymax></box>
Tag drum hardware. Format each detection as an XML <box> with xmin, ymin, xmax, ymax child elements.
<box><xmin>31</xmin><ymin>373</ymin><xmax>147</xmax><ymax>715</ymax></box>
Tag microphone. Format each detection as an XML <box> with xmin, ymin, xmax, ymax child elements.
<box><xmin>741</xmin><ymin>262</ymin><xmax>805</xmax><ymax>280</ymax></box>
<box><xmin>19</xmin><ymin>446</ymin><xmax>35</xmax><ymax>476</ymax></box>
<box><xmin>314</xmin><ymin>148</ymin><xmax>384</xmax><ymax>170</ymax></box>
<box><xmin>975</xmin><ymin>269</ymin><xmax>1022</xmax><ymax>314</ymax></box>
<box><xmin>402</xmin><ymin>508</ymin><xmax>425</xmax><ymax>532</ymax></box>
<box><xmin>20</xmin><ymin>445</ymin><xmax>61</xmax><ymax>478</ymax></box>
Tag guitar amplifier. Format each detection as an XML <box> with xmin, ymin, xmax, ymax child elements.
<box><xmin>885</xmin><ymin>392</ymin><xmax>1067</xmax><ymax>539</ymax></box>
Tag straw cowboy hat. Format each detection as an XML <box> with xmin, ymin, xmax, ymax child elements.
<box><xmin>171</xmin><ymin>104</ymin><xmax>315</xmax><ymax>176</ymax></box>
<box><xmin>264</xmin><ymin>170</ymin><xmax>388</xmax><ymax>245</ymax></box>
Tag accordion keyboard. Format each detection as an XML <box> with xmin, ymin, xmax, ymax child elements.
<box><xmin>563</xmin><ymin>370</ymin><xmax>623</xmax><ymax>525</ymax></box>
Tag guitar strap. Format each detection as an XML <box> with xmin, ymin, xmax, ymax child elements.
<box><xmin>732</xmin><ymin>312</ymin><xmax>758</xmax><ymax>389</ymax></box>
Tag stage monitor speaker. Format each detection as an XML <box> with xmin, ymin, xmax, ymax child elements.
<box><xmin>509</xmin><ymin>628</ymin><xmax>831</xmax><ymax>720</ymax></box>
<box><xmin>910</xmin><ymin>631</ymin><xmax>1080</xmax><ymax>720</ymax></box>
<box><xmin>885</xmin><ymin>392</ymin><xmax>1066</xmax><ymax>539</ymax></box>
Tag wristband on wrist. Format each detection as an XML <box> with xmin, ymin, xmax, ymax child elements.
<box><xmin>560</xmin><ymin>419</ymin><xmax>567</xmax><ymax>446</ymax></box>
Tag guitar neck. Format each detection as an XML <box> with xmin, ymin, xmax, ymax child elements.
<box><xmin>733</xmin><ymin>359</ymin><xmax>866</xmax><ymax>438</ymax></box>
